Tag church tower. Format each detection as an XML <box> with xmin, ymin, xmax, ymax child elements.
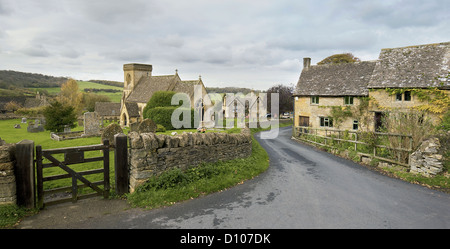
<box><xmin>123</xmin><ymin>63</ymin><xmax>153</xmax><ymax>99</ymax></box>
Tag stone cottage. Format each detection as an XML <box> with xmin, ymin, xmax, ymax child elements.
<box><xmin>119</xmin><ymin>63</ymin><xmax>210</xmax><ymax>127</ymax></box>
<box><xmin>95</xmin><ymin>102</ymin><xmax>121</xmax><ymax>123</ymax></box>
<box><xmin>293</xmin><ymin>58</ymin><xmax>376</xmax><ymax>131</ymax></box>
<box><xmin>293</xmin><ymin>42</ymin><xmax>450</xmax><ymax>132</ymax></box>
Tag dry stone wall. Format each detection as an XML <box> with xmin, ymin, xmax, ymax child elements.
<box><xmin>410</xmin><ymin>137</ymin><xmax>445</xmax><ymax>177</ymax></box>
<box><xmin>128</xmin><ymin>128</ymin><xmax>252</xmax><ymax>192</ymax></box>
<box><xmin>0</xmin><ymin>141</ymin><xmax>16</xmax><ymax>205</ymax></box>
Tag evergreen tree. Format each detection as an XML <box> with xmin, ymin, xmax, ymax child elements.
<box><xmin>43</xmin><ymin>101</ymin><xmax>77</xmax><ymax>132</ymax></box>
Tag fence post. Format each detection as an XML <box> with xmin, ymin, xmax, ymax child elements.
<box><xmin>114</xmin><ymin>133</ymin><xmax>129</xmax><ymax>195</ymax></box>
<box><xmin>15</xmin><ymin>140</ymin><xmax>35</xmax><ymax>208</ymax></box>
<box><xmin>103</xmin><ymin>139</ymin><xmax>110</xmax><ymax>199</ymax></box>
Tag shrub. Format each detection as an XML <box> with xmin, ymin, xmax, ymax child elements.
<box><xmin>143</xmin><ymin>91</ymin><xmax>197</xmax><ymax>130</ymax></box>
<box><xmin>145</xmin><ymin>106</ymin><xmax>197</xmax><ymax>130</ymax></box>
<box><xmin>156</xmin><ymin>124</ymin><xmax>166</xmax><ymax>132</ymax></box>
<box><xmin>142</xmin><ymin>91</ymin><xmax>178</xmax><ymax>114</ymax></box>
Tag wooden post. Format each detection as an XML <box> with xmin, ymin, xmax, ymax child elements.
<box><xmin>114</xmin><ymin>133</ymin><xmax>129</xmax><ymax>195</ymax></box>
<box><xmin>36</xmin><ymin>145</ymin><xmax>44</xmax><ymax>209</ymax></box>
<box><xmin>103</xmin><ymin>139</ymin><xmax>110</xmax><ymax>199</ymax></box>
<box><xmin>15</xmin><ymin>140</ymin><xmax>35</xmax><ymax>208</ymax></box>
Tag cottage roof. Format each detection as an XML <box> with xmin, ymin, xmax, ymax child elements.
<box><xmin>95</xmin><ymin>102</ymin><xmax>121</xmax><ymax>116</ymax></box>
<box><xmin>294</xmin><ymin>61</ymin><xmax>376</xmax><ymax>96</ymax></box>
<box><xmin>368</xmin><ymin>42</ymin><xmax>450</xmax><ymax>89</ymax></box>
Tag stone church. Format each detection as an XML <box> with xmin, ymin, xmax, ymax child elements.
<box><xmin>119</xmin><ymin>63</ymin><xmax>209</xmax><ymax>127</ymax></box>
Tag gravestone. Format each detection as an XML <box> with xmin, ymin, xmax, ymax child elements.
<box><xmin>21</xmin><ymin>118</ymin><xmax>27</xmax><ymax>123</ymax></box>
<box><xmin>84</xmin><ymin>112</ymin><xmax>100</xmax><ymax>136</ymax></box>
<box><xmin>137</xmin><ymin>119</ymin><xmax>157</xmax><ymax>133</ymax></box>
<box><xmin>27</xmin><ymin>122</ymin><xmax>44</xmax><ymax>133</ymax></box>
<box><xmin>101</xmin><ymin>123</ymin><xmax>123</xmax><ymax>146</ymax></box>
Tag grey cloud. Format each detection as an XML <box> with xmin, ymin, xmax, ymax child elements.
<box><xmin>59</xmin><ymin>47</ymin><xmax>83</xmax><ymax>59</ymax></box>
<box><xmin>20</xmin><ymin>45</ymin><xmax>51</xmax><ymax>57</ymax></box>
<box><xmin>99</xmin><ymin>45</ymin><xmax>152</xmax><ymax>62</ymax></box>
<box><xmin>157</xmin><ymin>34</ymin><xmax>185</xmax><ymax>48</ymax></box>
<box><xmin>332</xmin><ymin>0</ymin><xmax>448</xmax><ymax>29</ymax></box>
<box><xmin>73</xmin><ymin>0</ymin><xmax>157</xmax><ymax>25</ymax></box>
<box><xmin>0</xmin><ymin>0</ymin><xmax>13</xmax><ymax>15</ymax></box>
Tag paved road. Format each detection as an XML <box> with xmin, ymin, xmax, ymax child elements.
<box><xmin>20</xmin><ymin>126</ymin><xmax>450</xmax><ymax>229</ymax></box>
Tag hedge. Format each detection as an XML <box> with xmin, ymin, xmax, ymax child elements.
<box><xmin>145</xmin><ymin>107</ymin><xmax>198</xmax><ymax>130</ymax></box>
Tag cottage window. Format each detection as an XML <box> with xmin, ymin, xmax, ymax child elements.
<box><xmin>344</xmin><ymin>96</ymin><xmax>354</xmax><ymax>105</ymax></box>
<box><xmin>353</xmin><ymin>120</ymin><xmax>359</xmax><ymax>130</ymax></box>
<box><xmin>396</xmin><ymin>93</ymin><xmax>402</xmax><ymax>101</ymax></box>
<box><xmin>311</xmin><ymin>96</ymin><xmax>319</xmax><ymax>104</ymax></box>
<box><xmin>320</xmin><ymin>117</ymin><xmax>333</xmax><ymax>127</ymax></box>
<box><xmin>404</xmin><ymin>91</ymin><xmax>411</xmax><ymax>101</ymax></box>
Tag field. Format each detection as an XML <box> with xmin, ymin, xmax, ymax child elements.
<box><xmin>30</xmin><ymin>80</ymin><xmax>123</xmax><ymax>103</ymax></box>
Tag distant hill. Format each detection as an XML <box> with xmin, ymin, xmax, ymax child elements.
<box><xmin>0</xmin><ymin>70</ymin><xmax>263</xmax><ymax>98</ymax></box>
<box><xmin>206</xmin><ymin>86</ymin><xmax>261</xmax><ymax>94</ymax></box>
<box><xmin>88</xmin><ymin>79</ymin><xmax>123</xmax><ymax>88</ymax></box>
<box><xmin>0</xmin><ymin>70</ymin><xmax>69</xmax><ymax>89</ymax></box>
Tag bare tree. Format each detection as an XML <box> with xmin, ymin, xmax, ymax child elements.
<box><xmin>266</xmin><ymin>83</ymin><xmax>294</xmax><ymax>114</ymax></box>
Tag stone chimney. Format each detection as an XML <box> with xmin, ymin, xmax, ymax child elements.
<box><xmin>303</xmin><ymin>57</ymin><xmax>311</xmax><ymax>70</ymax></box>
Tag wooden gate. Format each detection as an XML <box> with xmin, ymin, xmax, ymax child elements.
<box><xmin>36</xmin><ymin>140</ymin><xmax>110</xmax><ymax>208</ymax></box>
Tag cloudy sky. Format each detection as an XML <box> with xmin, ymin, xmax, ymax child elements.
<box><xmin>0</xmin><ymin>0</ymin><xmax>448</xmax><ymax>90</ymax></box>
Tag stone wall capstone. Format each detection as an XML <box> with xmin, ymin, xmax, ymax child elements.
<box><xmin>128</xmin><ymin>128</ymin><xmax>252</xmax><ymax>192</ymax></box>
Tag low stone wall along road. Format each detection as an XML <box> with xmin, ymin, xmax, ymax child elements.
<box><xmin>19</xmin><ymin>127</ymin><xmax>450</xmax><ymax>229</ymax></box>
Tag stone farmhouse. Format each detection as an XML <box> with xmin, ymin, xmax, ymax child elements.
<box><xmin>119</xmin><ymin>63</ymin><xmax>209</xmax><ymax>127</ymax></box>
<box><xmin>293</xmin><ymin>42</ymin><xmax>450</xmax><ymax>132</ymax></box>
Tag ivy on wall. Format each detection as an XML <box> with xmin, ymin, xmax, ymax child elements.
<box><xmin>385</xmin><ymin>87</ymin><xmax>449</xmax><ymax>116</ymax></box>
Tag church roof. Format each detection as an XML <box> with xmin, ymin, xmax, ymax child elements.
<box><xmin>126</xmin><ymin>73</ymin><xmax>204</xmax><ymax>103</ymax></box>
<box><xmin>294</xmin><ymin>61</ymin><xmax>376</xmax><ymax>96</ymax></box>
<box><xmin>126</xmin><ymin>75</ymin><xmax>179</xmax><ymax>103</ymax></box>
<box><xmin>368</xmin><ymin>42</ymin><xmax>450</xmax><ymax>89</ymax></box>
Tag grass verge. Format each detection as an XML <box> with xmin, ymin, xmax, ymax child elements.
<box><xmin>0</xmin><ymin>204</ymin><xmax>38</xmax><ymax>228</ymax></box>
